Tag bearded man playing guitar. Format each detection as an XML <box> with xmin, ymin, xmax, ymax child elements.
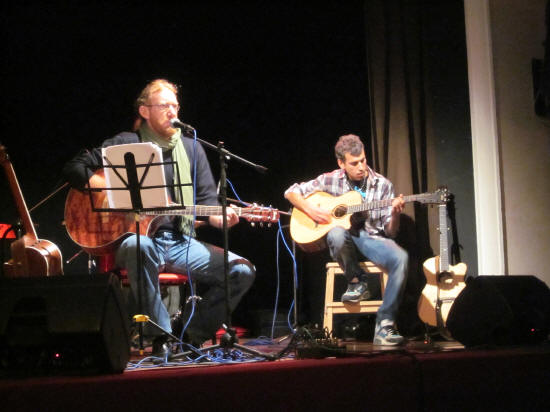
<box><xmin>285</xmin><ymin>134</ymin><xmax>408</xmax><ymax>345</ymax></box>
<box><xmin>62</xmin><ymin>79</ymin><xmax>256</xmax><ymax>355</ymax></box>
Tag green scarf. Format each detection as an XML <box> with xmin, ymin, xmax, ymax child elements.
<box><xmin>139</xmin><ymin>124</ymin><xmax>194</xmax><ymax>235</ymax></box>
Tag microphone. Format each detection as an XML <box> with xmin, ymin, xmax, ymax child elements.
<box><xmin>170</xmin><ymin>118</ymin><xmax>195</xmax><ymax>133</ymax></box>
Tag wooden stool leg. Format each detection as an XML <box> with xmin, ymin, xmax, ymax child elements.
<box><xmin>323</xmin><ymin>266</ymin><xmax>337</xmax><ymax>332</ymax></box>
<box><xmin>323</xmin><ymin>262</ymin><xmax>388</xmax><ymax>336</ymax></box>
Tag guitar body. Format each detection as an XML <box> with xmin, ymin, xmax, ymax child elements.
<box><xmin>64</xmin><ymin>188</ymin><xmax>157</xmax><ymax>255</ymax></box>
<box><xmin>418</xmin><ymin>256</ymin><xmax>467</xmax><ymax>329</ymax></box>
<box><xmin>4</xmin><ymin>235</ymin><xmax>63</xmax><ymax>277</ymax></box>
<box><xmin>289</xmin><ymin>191</ymin><xmax>362</xmax><ymax>252</ymax></box>
<box><xmin>1</xmin><ymin>144</ymin><xmax>63</xmax><ymax>277</ymax></box>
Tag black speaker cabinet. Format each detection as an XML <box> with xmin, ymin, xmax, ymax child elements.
<box><xmin>0</xmin><ymin>273</ymin><xmax>130</xmax><ymax>376</ymax></box>
<box><xmin>447</xmin><ymin>275</ymin><xmax>550</xmax><ymax>347</ymax></box>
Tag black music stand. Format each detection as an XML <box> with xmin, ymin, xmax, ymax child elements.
<box><xmin>86</xmin><ymin>148</ymin><xmax>202</xmax><ymax>358</ymax></box>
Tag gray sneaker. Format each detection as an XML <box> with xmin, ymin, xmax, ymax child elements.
<box><xmin>373</xmin><ymin>319</ymin><xmax>404</xmax><ymax>345</ymax></box>
<box><xmin>341</xmin><ymin>281</ymin><xmax>371</xmax><ymax>303</ymax></box>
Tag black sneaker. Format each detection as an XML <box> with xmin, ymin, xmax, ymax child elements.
<box><xmin>341</xmin><ymin>281</ymin><xmax>371</xmax><ymax>303</ymax></box>
<box><xmin>152</xmin><ymin>335</ymin><xmax>173</xmax><ymax>361</ymax></box>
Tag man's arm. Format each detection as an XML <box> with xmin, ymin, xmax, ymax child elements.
<box><xmin>62</xmin><ymin>148</ymin><xmax>103</xmax><ymax>190</ymax></box>
<box><xmin>62</xmin><ymin>133</ymin><xmax>139</xmax><ymax>190</ymax></box>
<box><xmin>384</xmin><ymin>194</ymin><xmax>405</xmax><ymax>238</ymax></box>
<box><xmin>285</xmin><ymin>191</ymin><xmax>331</xmax><ymax>224</ymax></box>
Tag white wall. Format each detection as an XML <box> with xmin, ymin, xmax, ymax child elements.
<box><xmin>490</xmin><ymin>0</ymin><xmax>550</xmax><ymax>284</ymax></box>
<box><xmin>464</xmin><ymin>0</ymin><xmax>506</xmax><ymax>277</ymax></box>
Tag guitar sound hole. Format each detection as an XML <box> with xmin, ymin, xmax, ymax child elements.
<box><xmin>333</xmin><ymin>205</ymin><xmax>347</xmax><ymax>218</ymax></box>
<box><xmin>437</xmin><ymin>272</ymin><xmax>457</xmax><ymax>288</ymax></box>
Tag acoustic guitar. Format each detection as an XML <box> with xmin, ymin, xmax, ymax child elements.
<box><xmin>417</xmin><ymin>195</ymin><xmax>467</xmax><ymax>332</ymax></box>
<box><xmin>64</xmin><ymin>187</ymin><xmax>280</xmax><ymax>255</ymax></box>
<box><xmin>289</xmin><ymin>189</ymin><xmax>445</xmax><ymax>252</ymax></box>
<box><xmin>0</xmin><ymin>145</ymin><xmax>63</xmax><ymax>277</ymax></box>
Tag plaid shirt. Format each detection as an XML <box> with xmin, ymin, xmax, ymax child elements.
<box><xmin>285</xmin><ymin>165</ymin><xmax>395</xmax><ymax>236</ymax></box>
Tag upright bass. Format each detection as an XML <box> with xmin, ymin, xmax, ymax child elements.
<box><xmin>1</xmin><ymin>144</ymin><xmax>63</xmax><ymax>277</ymax></box>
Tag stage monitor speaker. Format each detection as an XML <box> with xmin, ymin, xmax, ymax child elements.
<box><xmin>447</xmin><ymin>275</ymin><xmax>550</xmax><ymax>347</ymax></box>
<box><xmin>0</xmin><ymin>273</ymin><xmax>130</xmax><ymax>376</ymax></box>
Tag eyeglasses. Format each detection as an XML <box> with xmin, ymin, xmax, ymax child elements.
<box><xmin>146</xmin><ymin>103</ymin><xmax>180</xmax><ymax>112</ymax></box>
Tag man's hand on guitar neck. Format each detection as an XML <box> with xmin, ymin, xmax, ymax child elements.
<box><xmin>208</xmin><ymin>206</ymin><xmax>240</xmax><ymax>229</ymax></box>
<box><xmin>391</xmin><ymin>194</ymin><xmax>405</xmax><ymax>216</ymax></box>
<box><xmin>385</xmin><ymin>194</ymin><xmax>405</xmax><ymax>238</ymax></box>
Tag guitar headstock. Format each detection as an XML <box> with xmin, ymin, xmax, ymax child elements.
<box><xmin>0</xmin><ymin>144</ymin><xmax>8</xmax><ymax>165</ymax></box>
<box><xmin>242</xmin><ymin>204</ymin><xmax>280</xmax><ymax>227</ymax></box>
<box><xmin>416</xmin><ymin>186</ymin><xmax>450</xmax><ymax>204</ymax></box>
<box><xmin>436</xmin><ymin>186</ymin><xmax>451</xmax><ymax>203</ymax></box>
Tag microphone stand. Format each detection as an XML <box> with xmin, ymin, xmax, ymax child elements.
<box><xmin>188</xmin><ymin>136</ymin><xmax>275</xmax><ymax>360</ymax></box>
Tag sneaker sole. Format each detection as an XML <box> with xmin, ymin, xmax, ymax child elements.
<box><xmin>342</xmin><ymin>290</ymin><xmax>371</xmax><ymax>303</ymax></box>
<box><xmin>373</xmin><ymin>337</ymin><xmax>404</xmax><ymax>346</ymax></box>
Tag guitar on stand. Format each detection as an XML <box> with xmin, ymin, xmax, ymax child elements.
<box><xmin>418</xmin><ymin>188</ymin><xmax>466</xmax><ymax>338</ymax></box>
<box><xmin>0</xmin><ymin>144</ymin><xmax>63</xmax><ymax>277</ymax></box>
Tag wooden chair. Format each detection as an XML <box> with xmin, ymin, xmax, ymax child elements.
<box><xmin>323</xmin><ymin>261</ymin><xmax>388</xmax><ymax>333</ymax></box>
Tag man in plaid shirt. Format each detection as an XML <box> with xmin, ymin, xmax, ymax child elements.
<box><xmin>285</xmin><ymin>134</ymin><xmax>408</xmax><ymax>345</ymax></box>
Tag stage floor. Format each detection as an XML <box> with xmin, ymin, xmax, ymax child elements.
<box><xmin>124</xmin><ymin>334</ymin><xmax>466</xmax><ymax>371</ymax></box>
<box><xmin>2</xmin><ymin>336</ymin><xmax>550</xmax><ymax>412</ymax></box>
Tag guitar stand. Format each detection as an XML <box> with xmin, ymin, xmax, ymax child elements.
<box><xmin>404</xmin><ymin>323</ymin><xmax>441</xmax><ymax>352</ymax></box>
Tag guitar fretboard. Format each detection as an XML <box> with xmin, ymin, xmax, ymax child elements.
<box><xmin>438</xmin><ymin>204</ymin><xmax>449</xmax><ymax>272</ymax></box>
<box><xmin>346</xmin><ymin>193</ymin><xmax>436</xmax><ymax>214</ymax></box>
<box><xmin>144</xmin><ymin>205</ymin><xmax>242</xmax><ymax>217</ymax></box>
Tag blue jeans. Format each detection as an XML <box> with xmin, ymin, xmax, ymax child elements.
<box><xmin>326</xmin><ymin>226</ymin><xmax>408</xmax><ymax>323</ymax></box>
<box><xmin>116</xmin><ymin>232</ymin><xmax>255</xmax><ymax>343</ymax></box>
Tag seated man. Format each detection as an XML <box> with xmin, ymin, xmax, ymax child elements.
<box><xmin>284</xmin><ymin>134</ymin><xmax>408</xmax><ymax>345</ymax></box>
<box><xmin>63</xmin><ymin>79</ymin><xmax>256</xmax><ymax>355</ymax></box>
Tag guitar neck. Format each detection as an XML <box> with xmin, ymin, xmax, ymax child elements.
<box><xmin>143</xmin><ymin>205</ymin><xmax>239</xmax><ymax>217</ymax></box>
<box><xmin>347</xmin><ymin>193</ymin><xmax>427</xmax><ymax>214</ymax></box>
<box><xmin>438</xmin><ymin>203</ymin><xmax>449</xmax><ymax>272</ymax></box>
<box><xmin>1</xmin><ymin>150</ymin><xmax>38</xmax><ymax>240</ymax></box>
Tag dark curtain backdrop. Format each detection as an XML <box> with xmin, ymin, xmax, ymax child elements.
<box><xmin>1</xmin><ymin>1</ymin><xmax>474</xmax><ymax>336</ymax></box>
<box><xmin>365</xmin><ymin>0</ymin><xmax>476</xmax><ymax>334</ymax></box>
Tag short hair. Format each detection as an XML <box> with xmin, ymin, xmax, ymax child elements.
<box><xmin>133</xmin><ymin>79</ymin><xmax>179</xmax><ymax>130</ymax></box>
<box><xmin>334</xmin><ymin>134</ymin><xmax>364</xmax><ymax>161</ymax></box>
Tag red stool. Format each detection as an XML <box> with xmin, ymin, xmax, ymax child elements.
<box><xmin>0</xmin><ymin>223</ymin><xmax>17</xmax><ymax>239</ymax></box>
<box><xmin>97</xmin><ymin>254</ymin><xmax>189</xmax><ymax>286</ymax></box>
